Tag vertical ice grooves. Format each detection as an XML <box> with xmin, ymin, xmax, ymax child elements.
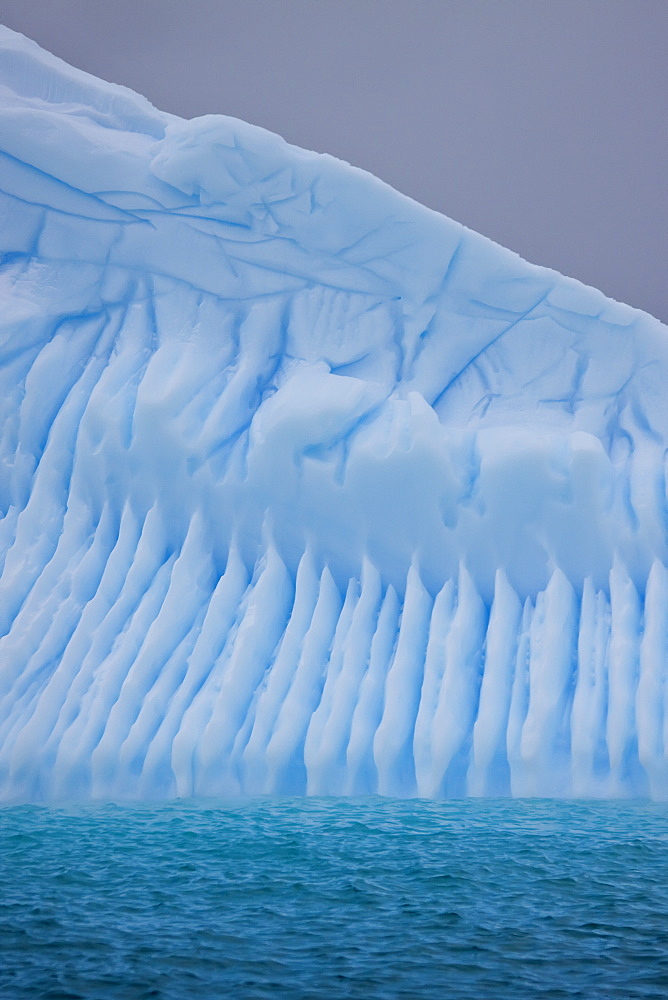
<box><xmin>194</xmin><ymin>542</ymin><xmax>294</xmax><ymax>796</ymax></box>
<box><xmin>607</xmin><ymin>563</ymin><xmax>645</xmax><ymax>796</ymax></box>
<box><xmin>96</xmin><ymin>510</ymin><xmax>216</xmax><ymax>799</ymax></box>
<box><xmin>507</xmin><ymin>599</ymin><xmax>534</xmax><ymax>796</ymax></box>
<box><xmin>413</xmin><ymin>580</ymin><xmax>456</xmax><ymax>797</ymax></box>
<box><xmin>429</xmin><ymin>564</ymin><xmax>488</xmax><ymax>797</ymax></box>
<box><xmin>373</xmin><ymin>563</ymin><xmax>432</xmax><ymax>797</ymax></box>
<box><xmin>303</xmin><ymin>557</ymin><xmax>382</xmax><ymax>796</ymax></box>
<box><xmin>264</xmin><ymin>566</ymin><xmax>342</xmax><ymax>795</ymax></box>
<box><xmin>519</xmin><ymin>568</ymin><xmax>578</xmax><ymax>796</ymax></box>
<box><xmin>304</xmin><ymin>578</ymin><xmax>360</xmax><ymax>794</ymax></box>
<box><xmin>571</xmin><ymin>578</ymin><xmax>610</xmax><ymax>796</ymax></box>
<box><xmin>241</xmin><ymin>548</ymin><xmax>320</xmax><ymax>793</ymax></box>
<box><xmin>344</xmin><ymin>584</ymin><xmax>400</xmax><ymax>795</ymax></box>
<box><xmin>1</xmin><ymin>540</ymin><xmax>667</xmax><ymax>799</ymax></box>
<box><xmin>468</xmin><ymin>569</ymin><xmax>522</xmax><ymax>797</ymax></box>
<box><xmin>636</xmin><ymin>560</ymin><xmax>668</xmax><ymax>798</ymax></box>
<box><xmin>169</xmin><ymin>545</ymin><xmax>250</xmax><ymax>798</ymax></box>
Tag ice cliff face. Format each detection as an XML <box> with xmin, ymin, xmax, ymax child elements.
<box><xmin>1</xmin><ymin>27</ymin><xmax>667</xmax><ymax>801</ymax></box>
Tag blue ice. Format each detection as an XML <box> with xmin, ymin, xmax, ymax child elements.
<box><xmin>1</xmin><ymin>27</ymin><xmax>667</xmax><ymax>801</ymax></box>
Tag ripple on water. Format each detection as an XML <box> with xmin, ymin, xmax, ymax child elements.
<box><xmin>1</xmin><ymin>798</ymin><xmax>668</xmax><ymax>999</ymax></box>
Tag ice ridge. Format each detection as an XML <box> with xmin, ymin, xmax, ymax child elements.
<box><xmin>1</xmin><ymin>27</ymin><xmax>667</xmax><ymax>801</ymax></box>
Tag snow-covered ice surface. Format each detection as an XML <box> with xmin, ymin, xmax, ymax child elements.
<box><xmin>1</xmin><ymin>27</ymin><xmax>667</xmax><ymax>802</ymax></box>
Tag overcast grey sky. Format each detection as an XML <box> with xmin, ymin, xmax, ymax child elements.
<box><xmin>1</xmin><ymin>0</ymin><xmax>665</xmax><ymax>322</ymax></box>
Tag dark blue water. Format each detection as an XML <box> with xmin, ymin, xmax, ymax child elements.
<box><xmin>1</xmin><ymin>798</ymin><xmax>667</xmax><ymax>999</ymax></box>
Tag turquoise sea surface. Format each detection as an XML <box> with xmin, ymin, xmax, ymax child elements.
<box><xmin>1</xmin><ymin>798</ymin><xmax>667</xmax><ymax>999</ymax></box>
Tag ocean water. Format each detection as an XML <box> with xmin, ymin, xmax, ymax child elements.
<box><xmin>1</xmin><ymin>798</ymin><xmax>667</xmax><ymax>999</ymax></box>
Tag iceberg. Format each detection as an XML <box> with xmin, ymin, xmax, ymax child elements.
<box><xmin>1</xmin><ymin>27</ymin><xmax>667</xmax><ymax>802</ymax></box>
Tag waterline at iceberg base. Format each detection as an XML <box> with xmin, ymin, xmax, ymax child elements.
<box><xmin>1</xmin><ymin>27</ymin><xmax>667</xmax><ymax>803</ymax></box>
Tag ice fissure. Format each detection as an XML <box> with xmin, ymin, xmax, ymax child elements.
<box><xmin>1</xmin><ymin>27</ymin><xmax>668</xmax><ymax>800</ymax></box>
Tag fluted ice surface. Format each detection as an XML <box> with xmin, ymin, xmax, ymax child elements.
<box><xmin>1</xmin><ymin>28</ymin><xmax>668</xmax><ymax>800</ymax></box>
